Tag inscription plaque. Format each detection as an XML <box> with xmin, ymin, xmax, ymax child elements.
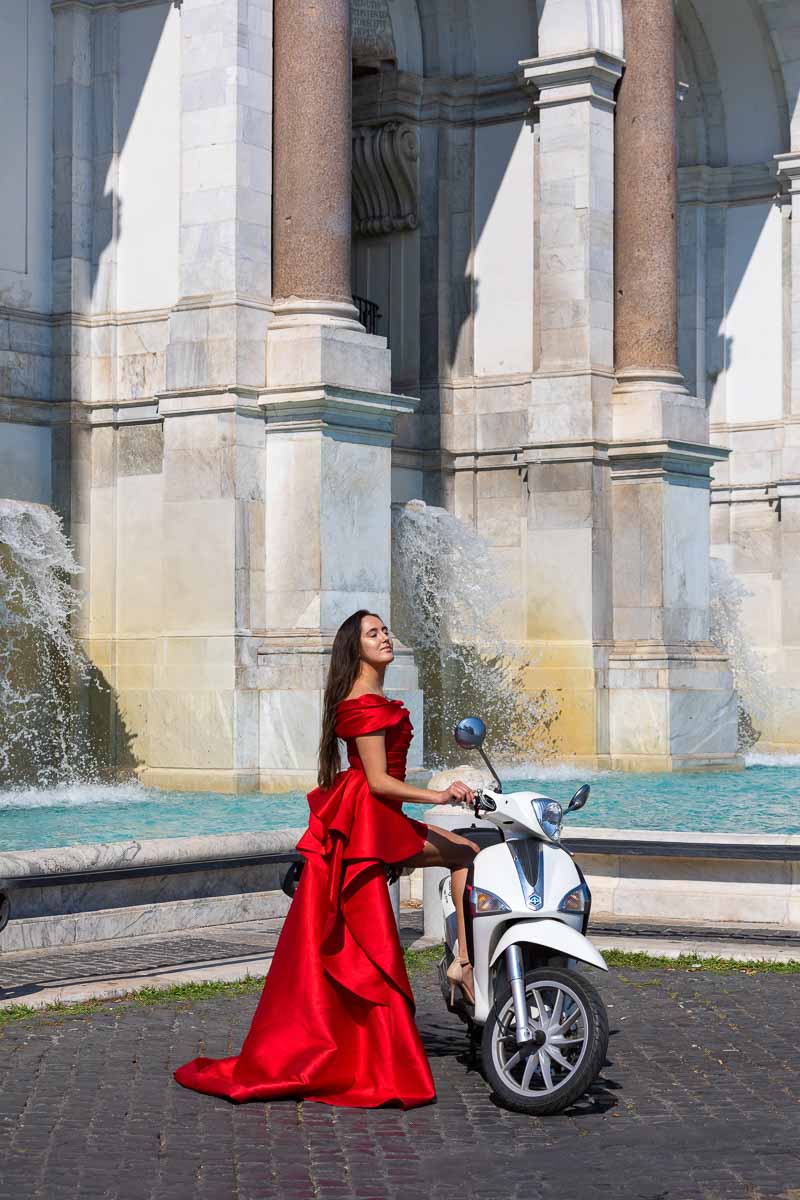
<box><xmin>352</xmin><ymin>0</ymin><xmax>395</xmax><ymax>64</ymax></box>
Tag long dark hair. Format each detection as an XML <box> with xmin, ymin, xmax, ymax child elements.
<box><xmin>317</xmin><ymin>609</ymin><xmax>380</xmax><ymax>788</ymax></box>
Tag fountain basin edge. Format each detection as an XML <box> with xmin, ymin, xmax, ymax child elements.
<box><xmin>0</xmin><ymin>829</ymin><xmax>304</xmax><ymax>953</ymax></box>
<box><xmin>2</xmin><ymin>822</ymin><xmax>799</xmax><ymax>955</ymax></box>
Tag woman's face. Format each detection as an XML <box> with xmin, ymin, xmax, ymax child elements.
<box><xmin>359</xmin><ymin>614</ymin><xmax>394</xmax><ymax>669</ymax></box>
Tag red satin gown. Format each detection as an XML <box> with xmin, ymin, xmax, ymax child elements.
<box><xmin>173</xmin><ymin>693</ymin><xmax>435</xmax><ymax>1109</ymax></box>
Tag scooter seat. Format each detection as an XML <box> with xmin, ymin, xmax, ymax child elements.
<box><xmin>452</xmin><ymin>826</ymin><xmax>505</xmax><ymax>851</ymax></box>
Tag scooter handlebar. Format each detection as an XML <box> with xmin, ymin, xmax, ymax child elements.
<box><xmin>473</xmin><ymin>789</ymin><xmax>497</xmax><ymax>816</ymax></box>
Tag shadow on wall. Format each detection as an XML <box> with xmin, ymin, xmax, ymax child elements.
<box><xmin>675</xmin><ymin>0</ymin><xmax>787</xmax><ymax>421</ymax></box>
<box><xmin>55</xmin><ymin>1</ymin><xmax>174</xmax><ymax>515</ymax></box>
<box><xmin>48</xmin><ymin>7</ymin><xmax>174</xmax><ymax>779</ymax></box>
<box><xmin>91</xmin><ymin>3</ymin><xmax>174</xmax><ymax>315</ymax></box>
<box><xmin>84</xmin><ymin>661</ymin><xmax>141</xmax><ymax>785</ymax></box>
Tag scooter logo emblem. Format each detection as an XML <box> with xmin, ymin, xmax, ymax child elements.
<box><xmin>529</xmin><ymin>894</ymin><xmax>542</xmax><ymax>909</ymax></box>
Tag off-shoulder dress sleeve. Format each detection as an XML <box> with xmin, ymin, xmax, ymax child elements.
<box><xmin>335</xmin><ymin>694</ymin><xmax>409</xmax><ymax>740</ymax></box>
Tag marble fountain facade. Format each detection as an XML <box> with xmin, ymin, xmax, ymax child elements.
<box><xmin>2</xmin><ymin>0</ymin><xmax>800</xmax><ymax>803</ymax></box>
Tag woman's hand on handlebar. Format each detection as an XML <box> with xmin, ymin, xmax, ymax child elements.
<box><xmin>434</xmin><ymin>780</ymin><xmax>475</xmax><ymax>808</ymax></box>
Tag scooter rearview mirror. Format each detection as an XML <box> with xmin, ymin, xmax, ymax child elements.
<box><xmin>453</xmin><ymin>716</ymin><xmax>503</xmax><ymax>793</ymax></box>
<box><xmin>567</xmin><ymin>783</ymin><xmax>590</xmax><ymax>812</ymax></box>
<box><xmin>453</xmin><ymin>716</ymin><xmax>486</xmax><ymax>749</ymax></box>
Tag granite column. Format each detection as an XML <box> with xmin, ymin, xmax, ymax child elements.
<box><xmin>614</xmin><ymin>0</ymin><xmax>680</xmax><ymax>385</ymax></box>
<box><xmin>608</xmin><ymin>0</ymin><xmax>737</xmax><ymax>768</ymax></box>
<box><xmin>258</xmin><ymin>0</ymin><xmax>421</xmax><ymax>788</ymax></box>
<box><xmin>272</xmin><ymin>0</ymin><xmax>355</xmax><ymax>321</ymax></box>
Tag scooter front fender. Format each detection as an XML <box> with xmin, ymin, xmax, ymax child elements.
<box><xmin>489</xmin><ymin>919</ymin><xmax>608</xmax><ymax>973</ymax></box>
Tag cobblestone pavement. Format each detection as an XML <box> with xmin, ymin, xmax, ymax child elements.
<box><xmin>1</xmin><ymin>962</ymin><xmax>799</xmax><ymax>1200</ymax></box>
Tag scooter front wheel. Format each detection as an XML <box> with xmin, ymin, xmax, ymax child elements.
<box><xmin>481</xmin><ymin>966</ymin><xmax>608</xmax><ymax>1116</ymax></box>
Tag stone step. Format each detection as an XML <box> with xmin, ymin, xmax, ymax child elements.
<box><xmin>0</xmin><ymin>909</ymin><xmax>426</xmax><ymax>1009</ymax></box>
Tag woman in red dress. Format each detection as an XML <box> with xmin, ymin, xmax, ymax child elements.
<box><xmin>174</xmin><ymin>609</ymin><xmax>479</xmax><ymax>1109</ymax></box>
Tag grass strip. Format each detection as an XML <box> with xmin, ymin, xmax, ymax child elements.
<box><xmin>602</xmin><ymin>948</ymin><xmax>800</xmax><ymax>974</ymax></box>
<box><xmin>0</xmin><ymin>975</ymin><xmax>265</xmax><ymax>1030</ymax></box>
<box><xmin>2</xmin><ymin>944</ymin><xmax>799</xmax><ymax>1031</ymax></box>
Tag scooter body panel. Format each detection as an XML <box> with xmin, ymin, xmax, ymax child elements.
<box><xmin>442</xmin><ymin>803</ymin><xmax>604</xmax><ymax>1023</ymax></box>
<box><xmin>440</xmin><ymin>729</ymin><xmax>608</xmax><ymax>1112</ymax></box>
<box><xmin>489</xmin><ymin>919</ymin><xmax>609</xmax><ymax>973</ymax></box>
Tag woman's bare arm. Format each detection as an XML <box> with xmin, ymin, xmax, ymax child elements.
<box><xmin>354</xmin><ymin>732</ymin><xmax>474</xmax><ymax>806</ymax></box>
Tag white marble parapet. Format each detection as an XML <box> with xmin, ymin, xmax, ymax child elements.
<box><xmin>419</xmin><ymin>810</ymin><xmax>800</xmax><ymax>938</ymax></box>
<box><xmin>559</xmin><ymin>827</ymin><xmax>800</xmax><ymax>853</ymax></box>
<box><xmin>422</xmin><ymin>810</ymin><xmax>800</xmax><ymax>856</ymax></box>
<box><xmin>0</xmin><ymin>828</ymin><xmax>305</xmax><ymax>884</ymax></box>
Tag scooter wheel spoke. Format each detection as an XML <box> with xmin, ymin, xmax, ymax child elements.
<box><xmin>548</xmin><ymin>989</ymin><xmax>564</xmax><ymax>1030</ymax></box>
<box><xmin>531</xmin><ymin>989</ymin><xmax>548</xmax><ymax>1028</ymax></box>
<box><xmin>521</xmin><ymin>1052</ymin><xmax>539</xmax><ymax>1090</ymax></box>
<box><xmin>504</xmin><ymin>1050</ymin><xmax>522</xmax><ymax>1072</ymax></box>
<box><xmin>546</xmin><ymin>1044</ymin><xmax>574</xmax><ymax>1072</ymax></box>
<box><xmin>550</xmin><ymin>1035</ymin><xmax>584</xmax><ymax>1048</ymax></box>
<box><xmin>557</xmin><ymin>1006</ymin><xmax>581</xmax><ymax>1035</ymax></box>
<box><xmin>538</xmin><ymin>1050</ymin><xmax>554</xmax><ymax>1092</ymax></box>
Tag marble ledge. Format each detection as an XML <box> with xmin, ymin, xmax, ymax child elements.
<box><xmin>1</xmin><ymin>892</ymin><xmax>292</xmax><ymax>953</ymax></box>
<box><xmin>0</xmin><ymin>828</ymin><xmax>305</xmax><ymax>883</ymax></box>
<box><xmin>259</xmin><ymin>385</ymin><xmax>419</xmax><ymax>439</ymax></box>
<box><xmin>420</xmin><ymin>810</ymin><xmax>800</xmax><ymax>853</ymax></box>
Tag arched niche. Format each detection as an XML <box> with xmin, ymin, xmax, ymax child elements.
<box><xmin>752</xmin><ymin>0</ymin><xmax>799</xmax><ymax>149</ymax></box>
<box><xmin>676</xmin><ymin>0</ymin><xmax>727</xmax><ymax>168</ymax></box>
<box><xmin>467</xmin><ymin>0</ymin><xmax>536</xmax><ymax>75</ymax></box>
<box><xmin>682</xmin><ymin>0</ymin><xmax>785</xmax><ymax>165</ymax></box>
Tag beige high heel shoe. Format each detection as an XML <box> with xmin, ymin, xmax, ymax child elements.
<box><xmin>446</xmin><ymin>955</ymin><xmax>475</xmax><ymax>1006</ymax></box>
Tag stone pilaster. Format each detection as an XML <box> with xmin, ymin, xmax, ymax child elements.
<box><xmin>776</xmin><ymin>154</ymin><xmax>800</xmax><ymax>421</ymax></box>
<box><xmin>165</xmin><ymin>0</ymin><xmax>272</xmax><ymax>393</ymax></box>
<box><xmin>52</xmin><ymin>1</ymin><xmax>93</xmax><ymax>322</ymax></box>
<box><xmin>51</xmin><ymin>1</ymin><xmax>94</xmax><ymax>623</ymax></box>
<box><xmin>609</xmin><ymin>0</ymin><xmax>738</xmax><ymax>768</ymax></box>
<box><xmin>518</xmin><ymin>50</ymin><xmax>622</xmax><ymax>761</ymax></box>
<box><xmin>770</xmin><ymin>155</ymin><xmax>800</xmax><ymax>751</ymax></box>
<box><xmin>114</xmin><ymin>0</ymin><xmax>274</xmax><ymax>793</ymax></box>
<box><xmin>521</xmin><ymin>49</ymin><xmax>622</xmax><ymax>393</ymax></box>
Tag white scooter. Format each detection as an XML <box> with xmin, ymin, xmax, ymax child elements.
<box><xmin>440</xmin><ymin>716</ymin><xmax>609</xmax><ymax>1115</ymax></box>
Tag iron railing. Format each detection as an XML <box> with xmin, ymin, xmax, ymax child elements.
<box><xmin>353</xmin><ymin>293</ymin><xmax>382</xmax><ymax>335</ymax></box>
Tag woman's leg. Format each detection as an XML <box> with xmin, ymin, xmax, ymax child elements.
<box><xmin>403</xmin><ymin>825</ymin><xmax>479</xmax><ymax>992</ymax></box>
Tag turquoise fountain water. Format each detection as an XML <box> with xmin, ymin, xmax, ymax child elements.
<box><xmin>2</xmin><ymin>498</ymin><xmax>797</xmax><ymax>854</ymax></box>
<box><xmin>2</xmin><ymin>757</ymin><xmax>798</xmax><ymax>851</ymax></box>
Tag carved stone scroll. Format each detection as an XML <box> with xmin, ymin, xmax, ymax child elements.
<box><xmin>351</xmin><ymin>123</ymin><xmax>420</xmax><ymax>237</ymax></box>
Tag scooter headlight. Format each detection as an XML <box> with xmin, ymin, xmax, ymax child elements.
<box><xmin>469</xmin><ymin>886</ymin><xmax>511</xmax><ymax>917</ymax></box>
<box><xmin>532</xmin><ymin>798</ymin><xmax>563</xmax><ymax>841</ymax></box>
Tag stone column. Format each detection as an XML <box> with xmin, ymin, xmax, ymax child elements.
<box><xmin>257</xmin><ymin>0</ymin><xmax>422</xmax><ymax>790</ymax></box>
<box><xmin>272</xmin><ymin>0</ymin><xmax>354</xmax><ymax>318</ymax></box>
<box><xmin>608</xmin><ymin>0</ymin><xmax>737</xmax><ymax>769</ymax></box>
<box><xmin>614</xmin><ymin>0</ymin><xmax>679</xmax><ymax>382</ymax></box>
